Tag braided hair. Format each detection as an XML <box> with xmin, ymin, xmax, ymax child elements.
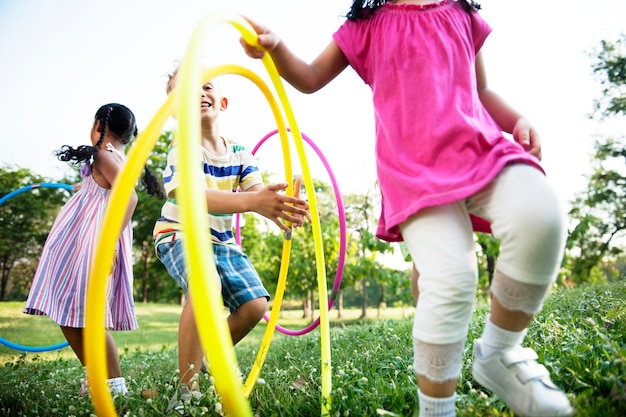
<box><xmin>55</xmin><ymin>103</ymin><xmax>136</xmax><ymax>165</ymax></box>
<box><xmin>54</xmin><ymin>103</ymin><xmax>165</xmax><ymax>199</ymax></box>
<box><xmin>346</xmin><ymin>0</ymin><xmax>481</xmax><ymax>20</ymax></box>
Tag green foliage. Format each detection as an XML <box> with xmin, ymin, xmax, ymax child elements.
<box><xmin>536</xmin><ymin>284</ymin><xmax>626</xmax><ymax>415</ymax></box>
<box><xmin>131</xmin><ymin>130</ymin><xmax>181</xmax><ymax>304</ymax></box>
<box><xmin>475</xmin><ymin>233</ymin><xmax>500</xmax><ymax>296</ymax></box>
<box><xmin>565</xmin><ymin>34</ymin><xmax>626</xmax><ymax>285</ymax></box>
<box><xmin>592</xmin><ymin>34</ymin><xmax>626</xmax><ymax>117</ymax></box>
<box><xmin>1</xmin><ymin>283</ymin><xmax>624</xmax><ymax>416</ymax></box>
<box><xmin>565</xmin><ymin>137</ymin><xmax>626</xmax><ymax>284</ymax></box>
<box><xmin>0</xmin><ymin>166</ymin><xmax>72</xmax><ymax>300</ymax></box>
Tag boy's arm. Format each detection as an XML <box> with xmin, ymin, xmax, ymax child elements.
<box><xmin>475</xmin><ymin>51</ymin><xmax>542</xmax><ymax>160</ymax></box>
<box><xmin>204</xmin><ymin>183</ymin><xmax>308</xmax><ymax>233</ymax></box>
<box><xmin>240</xmin><ymin>17</ymin><xmax>349</xmax><ymax>94</ymax></box>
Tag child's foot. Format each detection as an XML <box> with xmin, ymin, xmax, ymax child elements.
<box><xmin>201</xmin><ymin>357</ymin><xmax>210</xmax><ymax>374</ymax></box>
<box><xmin>472</xmin><ymin>339</ymin><xmax>573</xmax><ymax>417</ymax></box>
<box><xmin>166</xmin><ymin>386</ymin><xmax>202</xmax><ymax>415</ymax></box>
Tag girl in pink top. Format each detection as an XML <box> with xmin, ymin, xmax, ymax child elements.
<box><xmin>242</xmin><ymin>1</ymin><xmax>573</xmax><ymax>416</ymax></box>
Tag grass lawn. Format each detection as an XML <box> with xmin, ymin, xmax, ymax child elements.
<box><xmin>1</xmin><ymin>282</ymin><xmax>625</xmax><ymax>416</ymax></box>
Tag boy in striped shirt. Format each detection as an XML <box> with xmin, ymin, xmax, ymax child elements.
<box><xmin>154</xmin><ymin>70</ymin><xmax>309</xmax><ymax>399</ymax></box>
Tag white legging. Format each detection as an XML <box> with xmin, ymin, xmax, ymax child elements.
<box><xmin>400</xmin><ymin>164</ymin><xmax>567</xmax><ymax>345</ymax></box>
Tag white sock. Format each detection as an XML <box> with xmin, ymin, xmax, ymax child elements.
<box><xmin>107</xmin><ymin>377</ymin><xmax>128</xmax><ymax>395</ymax></box>
<box><xmin>418</xmin><ymin>390</ymin><xmax>456</xmax><ymax>417</ymax></box>
<box><xmin>479</xmin><ymin>314</ymin><xmax>527</xmax><ymax>358</ymax></box>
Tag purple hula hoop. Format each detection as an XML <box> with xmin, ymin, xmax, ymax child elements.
<box><xmin>235</xmin><ymin>129</ymin><xmax>346</xmax><ymax>336</ymax></box>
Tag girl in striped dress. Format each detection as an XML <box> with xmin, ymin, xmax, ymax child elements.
<box><xmin>23</xmin><ymin>103</ymin><xmax>163</xmax><ymax>395</ymax></box>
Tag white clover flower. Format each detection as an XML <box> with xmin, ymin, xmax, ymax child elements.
<box><xmin>257</xmin><ymin>378</ymin><xmax>266</xmax><ymax>385</ymax></box>
<box><xmin>215</xmin><ymin>402</ymin><xmax>223</xmax><ymax>413</ymax></box>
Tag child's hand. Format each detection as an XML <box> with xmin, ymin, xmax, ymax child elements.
<box><xmin>239</xmin><ymin>16</ymin><xmax>281</xmax><ymax>59</ymax></box>
<box><xmin>253</xmin><ymin>183</ymin><xmax>309</xmax><ymax>233</ymax></box>
<box><xmin>513</xmin><ymin>118</ymin><xmax>542</xmax><ymax>160</ymax></box>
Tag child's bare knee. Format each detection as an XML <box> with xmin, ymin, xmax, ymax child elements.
<box><xmin>240</xmin><ymin>297</ymin><xmax>268</xmax><ymax>322</ymax></box>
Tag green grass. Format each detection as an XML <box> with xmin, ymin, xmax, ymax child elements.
<box><xmin>1</xmin><ymin>283</ymin><xmax>625</xmax><ymax>416</ymax></box>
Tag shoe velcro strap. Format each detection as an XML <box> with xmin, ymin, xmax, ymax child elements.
<box><xmin>502</xmin><ymin>347</ymin><xmax>538</xmax><ymax>366</ymax></box>
<box><xmin>515</xmin><ymin>361</ymin><xmax>550</xmax><ymax>383</ymax></box>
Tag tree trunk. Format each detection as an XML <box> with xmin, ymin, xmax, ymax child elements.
<box><xmin>336</xmin><ymin>289</ymin><xmax>343</xmax><ymax>319</ymax></box>
<box><xmin>1</xmin><ymin>261</ymin><xmax>12</xmax><ymax>301</ymax></box>
<box><xmin>303</xmin><ymin>289</ymin><xmax>313</xmax><ymax>320</ymax></box>
<box><xmin>141</xmin><ymin>240</ymin><xmax>151</xmax><ymax>303</ymax></box>
<box><xmin>360</xmin><ymin>278</ymin><xmax>368</xmax><ymax>319</ymax></box>
<box><xmin>377</xmin><ymin>284</ymin><xmax>386</xmax><ymax>319</ymax></box>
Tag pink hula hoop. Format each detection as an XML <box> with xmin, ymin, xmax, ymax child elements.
<box><xmin>235</xmin><ymin>129</ymin><xmax>346</xmax><ymax>336</ymax></box>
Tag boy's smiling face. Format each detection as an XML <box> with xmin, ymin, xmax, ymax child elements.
<box><xmin>200</xmin><ymin>79</ymin><xmax>228</xmax><ymax>118</ymax></box>
<box><xmin>167</xmin><ymin>72</ymin><xmax>228</xmax><ymax>121</ymax></box>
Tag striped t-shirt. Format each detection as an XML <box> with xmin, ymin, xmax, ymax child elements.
<box><xmin>153</xmin><ymin>137</ymin><xmax>263</xmax><ymax>248</ymax></box>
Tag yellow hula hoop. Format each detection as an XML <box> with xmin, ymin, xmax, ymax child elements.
<box><xmin>220</xmin><ymin>65</ymin><xmax>293</xmax><ymax>398</ymax></box>
<box><xmin>84</xmin><ymin>91</ymin><xmax>176</xmax><ymax>416</ymax></box>
<box><xmin>229</xmin><ymin>17</ymin><xmax>331</xmax><ymax>411</ymax></box>
<box><xmin>85</xmin><ymin>11</ymin><xmax>331</xmax><ymax>417</ymax></box>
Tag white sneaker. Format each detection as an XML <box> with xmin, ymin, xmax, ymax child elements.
<box><xmin>472</xmin><ymin>339</ymin><xmax>573</xmax><ymax>417</ymax></box>
<box><xmin>201</xmin><ymin>357</ymin><xmax>210</xmax><ymax>374</ymax></box>
<box><xmin>166</xmin><ymin>387</ymin><xmax>201</xmax><ymax>415</ymax></box>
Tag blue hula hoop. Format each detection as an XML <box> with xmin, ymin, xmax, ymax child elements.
<box><xmin>0</xmin><ymin>182</ymin><xmax>73</xmax><ymax>352</ymax></box>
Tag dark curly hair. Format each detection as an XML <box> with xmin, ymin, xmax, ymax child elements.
<box><xmin>346</xmin><ymin>0</ymin><xmax>481</xmax><ymax>20</ymax></box>
<box><xmin>54</xmin><ymin>103</ymin><xmax>165</xmax><ymax>199</ymax></box>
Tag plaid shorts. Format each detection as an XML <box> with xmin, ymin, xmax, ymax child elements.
<box><xmin>156</xmin><ymin>240</ymin><xmax>270</xmax><ymax>312</ymax></box>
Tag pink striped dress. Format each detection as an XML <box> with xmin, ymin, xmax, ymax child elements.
<box><xmin>23</xmin><ymin>146</ymin><xmax>137</xmax><ymax>331</ymax></box>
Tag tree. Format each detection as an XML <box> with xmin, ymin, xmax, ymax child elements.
<box><xmin>0</xmin><ymin>166</ymin><xmax>72</xmax><ymax>300</ymax></box>
<box><xmin>235</xmin><ymin>176</ymin><xmax>342</xmax><ymax>321</ymax></box>
<box><xmin>343</xmin><ymin>190</ymin><xmax>394</xmax><ymax>319</ymax></box>
<box><xmin>565</xmin><ymin>34</ymin><xmax>626</xmax><ymax>284</ymax></box>
<box><xmin>475</xmin><ymin>232</ymin><xmax>499</xmax><ymax>299</ymax></box>
<box><xmin>592</xmin><ymin>35</ymin><xmax>626</xmax><ymax>117</ymax></box>
<box><xmin>131</xmin><ymin>130</ymin><xmax>182</xmax><ymax>303</ymax></box>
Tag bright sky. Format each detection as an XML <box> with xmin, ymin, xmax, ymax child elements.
<box><xmin>1</xmin><ymin>0</ymin><xmax>625</xmax><ymax>212</ymax></box>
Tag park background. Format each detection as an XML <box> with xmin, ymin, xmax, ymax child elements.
<box><xmin>1</xmin><ymin>0</ymin><xmax>625</xmax><ymax>416</ymax></box>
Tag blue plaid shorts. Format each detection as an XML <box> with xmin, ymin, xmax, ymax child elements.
<box><xmin>156</xmin><ymin>240</ymin><xmax>269</xmax><ymax>312</ymax></box>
